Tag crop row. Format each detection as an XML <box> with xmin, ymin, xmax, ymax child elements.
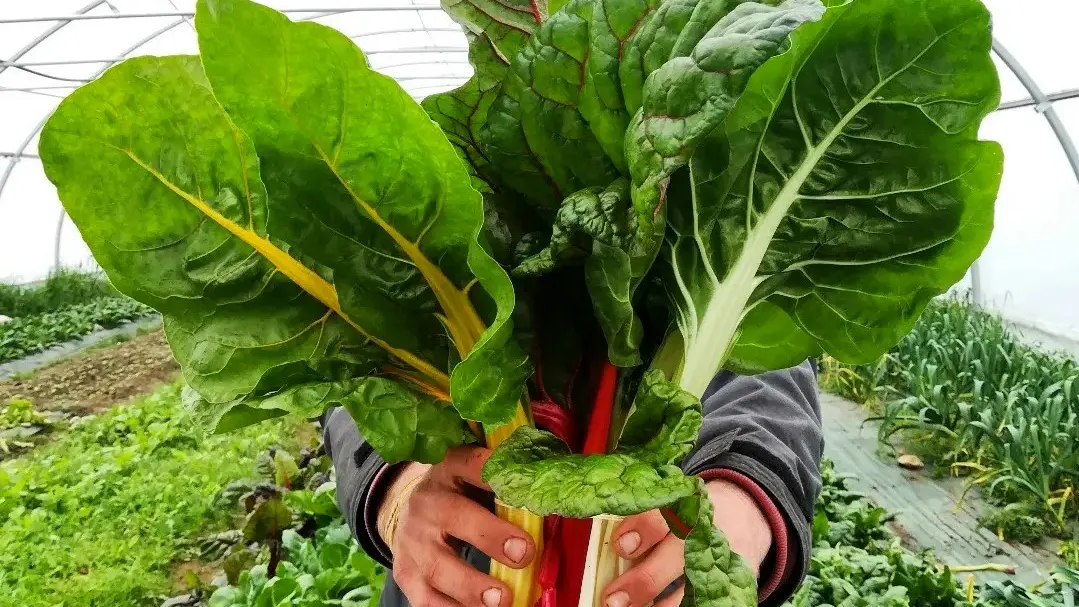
<box><xmin>822</xmin><ymin>297</ymin><xmax>1079</xmax><ymax>541</ymax></box>
<box><xmin>0</xmin><ymin>296</ymin><xmax>154</xmax><ymax>363</ymax></box>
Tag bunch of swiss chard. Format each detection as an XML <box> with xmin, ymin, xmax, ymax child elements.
<box><xmin>38</xmin><ymin>0</ymin><xmax>1002</xmax><ymax>605</ymax></box>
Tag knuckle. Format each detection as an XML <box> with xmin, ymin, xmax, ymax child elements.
<box><xmin>638</xmin><ymin>568</ymin><xmax>662</xmax><ymax>595</ymax></box>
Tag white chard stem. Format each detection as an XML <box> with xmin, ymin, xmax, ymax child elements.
<box><xmin>579</xmin><ymin>515</ymin><xmax>629</xmax><ymax>607</ymax></box>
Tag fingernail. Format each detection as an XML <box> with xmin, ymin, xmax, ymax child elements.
<box><xmin>503</xmin><ymin>537</ymin><xmax>527</xmax><ymax>563</ymax></box>
<box><xmin>618</xmin><ymin>531</ymin><xmax>641</xmax><ymax>555</ymax></box>
<box><xmin>606</xmin><ymin>591</ymin><xmax>630</xmax><ymax>607</ymax></box>
<box><xmin>482</xmin><ymin>588</ymin><xmax>503</xmax><ymax>607</ymax></box>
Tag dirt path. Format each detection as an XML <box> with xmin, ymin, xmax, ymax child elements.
<box><xmin>0</xmin><ymin>329</ymin><xmax>178</xmax><ymax>414</ymax></box>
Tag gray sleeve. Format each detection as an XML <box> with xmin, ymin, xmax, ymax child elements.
<box><xmin>322</xmin><ymin>406</ymin><xmax>395</xmax><ymax>567</ymax></box>
<box><xmin>680</xmin><ymin>361</ymin><xmax>824</xmax><ymax>605</ymax></box>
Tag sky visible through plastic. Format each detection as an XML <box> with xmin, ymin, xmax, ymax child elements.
<box><xmin>1</xmin><ymin>0</ymin><xmax>1078</xmax><ymax>344</ymax></box>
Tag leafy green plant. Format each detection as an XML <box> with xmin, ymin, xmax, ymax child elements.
<box><xmin>978</xmin><ymin>505</ymin><xmax>1048</xmax><ymax>545</ymax></box>
<box><xmin>0</xmin><ymin>397</ymin><xmax>49</xmax><ymax>430</ymax></box>
<box><xmin>38</xmin><ymin>0</ymin><xmax>1002</xmax><ymax>605</ymax></box>
<box><xmin>208</xmin><ymin>522</ymin><xmax>385</xmax><ymax>607</ymax></box>
<box><xmin>1059</xmin><ymin>540</ymin><xmax>1079</xmax><ymax>570</ymax></box>
<box><xmin>0</xmin><ymin>296</ymin><xmax>153</xmax><ymax>363</ymax></box>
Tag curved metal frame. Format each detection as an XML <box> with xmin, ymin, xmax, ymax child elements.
<box><xmin>3</xmin><ymin>11</ymin><xmax>1079</xmax><ymax>278</ymax></box>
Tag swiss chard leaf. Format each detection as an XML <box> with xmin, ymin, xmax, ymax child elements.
<box><xmin>668</xmin><ymin>0</ymin><xmax>1003</xmax><ymax>395</ymax></box>
<box><xmin>440</xmin><ymin>0</ymin><xmax>545</xmax><ymax>62</ymax></box>
<box><xmin>195</xmin><ymin>0</ymin><xmax>529</xmax><ymax>426</ymax></box>
<box><xmin>670</xmin><ymin>480</ymin><xmax>758</xmax><ymax>607</ymax></box>
<box><xmin>482</xmin><ymin>0</ymin><xmax>622</xmax><ymax>211</ymax></box>
<box><xmin>625</xmin><ymin>0</ymin><xmax>825</xmax><ymax>234</ymax></box>
<box><xmin>422</xmin><ymin>34</ymin><xmax>508</xmax><ymax>196</ymax></box>
<box><xmin>41</xmin><ymin>55</ymin><xmax>396</xmax><ymax>413</ymax></box>
<box><xmin>513</xmin><ymin>180</ymin><xmax>650</xmax><ymax>366</ymax></box>
<box><xmin>483</xmin><ymin>370</ymin><xmax>700</xmax><ymax>514</ymax></box>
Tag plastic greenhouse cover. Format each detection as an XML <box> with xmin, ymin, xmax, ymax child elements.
<box><xmin>1</xmin><ymin>0</ymin><xmax>1078</xmax><ymax>343</ymax></box>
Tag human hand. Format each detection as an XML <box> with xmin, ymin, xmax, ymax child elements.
<box><xmin>378</xmin><ymin>446</ymin><xmax>537</xmax><ymax>607</ymax></box>
<box><xmin>601</xmin><ymin>478</ymin><xmax>773</xmax><ymax>607</ymax></box>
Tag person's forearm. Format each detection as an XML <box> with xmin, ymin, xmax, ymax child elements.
<box><xmin>705</xmin><ymin>478</ymin><xmax>772</xmax><ymax>574</ymax></box>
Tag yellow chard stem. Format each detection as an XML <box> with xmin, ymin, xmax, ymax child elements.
<box><xmin>486</xmin><ymin>405</ymin><xmax>543</xmax><ymax>607</ymax></box>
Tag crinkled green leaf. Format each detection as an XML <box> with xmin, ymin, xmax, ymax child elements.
<box><xmin>616</xmin><ymin>369</ymin><xmax>701</xmax><ymax>465</ymax></box>
<box><xmin>483</xmin><ymin>370</ymin><xmax>701</xmax><ymax>515</ymax></box>
<box><xmin>512</xmin><ymin>179</ymin><xmax>656</xmax><ymax>366</ymax></box>
<box><xmin>626</xmin><ymin>0</ymin><xmax>825</xmax><ymax>232</ymax></box>
<box><xmin>484</xmin><ymin>426</ymin><xmax>697</xmax><ymax>516</ymax></box>
<box><xmin>668</xmin><ymin>0</ymin><xmax>1003</xmax><ymax>396</ymax></box>
<box><xmin>482</xmin><ymin>0</ymin><xmax>622</xmax><ymax>210</ymax></box>
<box><xmin>513</xmin><ymin>180</ymin><xmax>647</xmax><ymax>365</ymax></box>
<box><xmin>619</xmin><ymin>0</ymin><xmax>735</xmax><ymax>116</ymax></box>
<box><xmin>669</xmin><ymin>479</ymin><xmax>758</xmax><ymax>607</ymax></box>
<box><xmin>341</xmin><ymin>378</ymin><xmax>473</xmax><ymax>465</ymax></box>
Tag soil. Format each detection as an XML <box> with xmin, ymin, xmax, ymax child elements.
<box><xmin>0</xmin><ymin>329</ymin><xmax>179</xmax><ymax>414</ymax></box>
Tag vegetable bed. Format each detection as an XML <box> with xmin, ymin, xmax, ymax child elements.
<box><xmin>37</xmin><ymin>0</ymin><xmax>1004</xmax><ymax>605</ymax></box>
<box><xmin>823</xmin><ymin>298</ymin><xmax>1079</xmax><ymax>543</ymax></box>
<box><xmin>0</xmin><ymin>296</ymin><xmax>154</xmax><ymax>363</ymax></box>
<box><xmin>0</xmin><ymin>382</ymin><xmax>308</xmax><ymax>607</ymax></box>
<box><xmin>786</xmin><ymin>461</ymin><xmax>1079</xmax><ymax>607</ymax></box>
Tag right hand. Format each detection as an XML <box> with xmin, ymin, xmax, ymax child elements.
<box><xmin>380</xmin><ymin>446</ymin><xmax>537</xmax><ymax>607</ymax></box>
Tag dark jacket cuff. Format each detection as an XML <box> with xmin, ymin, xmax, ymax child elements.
<box><xmin>322</xmin><ymin>407</ymin><xmax>393</xmax><ymax>568</ymax></box>
<box><xmin>685</xmin><ymin>451</ymin><xmax>811</xmax><ymax>607</ymax></box>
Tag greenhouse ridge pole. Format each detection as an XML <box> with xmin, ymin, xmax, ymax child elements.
<box><xmin>992</xmin><ymin>39</ymin><xmax>1079</xmax><ymax>185</ymax></box>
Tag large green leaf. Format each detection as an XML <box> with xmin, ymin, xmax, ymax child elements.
<box><xmin>195</xmin><ymin>0</ymin><xmax>529</xmax><ymax>425</ymax></box>
<box><xmin>625</xmin><ymin>0</ymin><xmax>825</xmax><ymax>236</ymax></box>
<box><xmin>40</xmin><ymin>56</ymin><xmax>404</xmax><ymax>413</ymax></box>
<box><xmin>667</xmin><ymin>0</ymin><xmax>1002</xmax><ymax>396</ymax></box>
<box><xmin>578</xmin><ymin>0</ymin><xmax>662</xmax><ymax>172</ymax></box>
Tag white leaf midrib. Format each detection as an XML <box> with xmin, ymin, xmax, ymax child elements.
<box><xmin>677</xmin><ymin>16</ymin><xmax>963</xmax><ymax>396</ymax></box>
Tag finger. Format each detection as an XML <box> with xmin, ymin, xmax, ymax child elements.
<box><xmin>654</xmin><ymin>584</ymin><xmax>685</xmax><ymax>607</ymax></box>
<box><xmin>614</xmin><ymin>510</ymin><xmax>670</xmax><ymax>558</ymax></box>
<box><xmin>437</xmin><ymin>492</ymin><xmax>536</xmax><ymax>567</ymax></box>
<box><xmin>393</xmin><ymin>557</ymin><xmax>465</xmax><ymax>607</ymax></box>
<box><xmin>422</xmin><ymin>545</ymin><xmax>512</xmax><ymax>607</ymax></box>
<box><xmin>439</xmin><ymin>445</ymin><xmax>493</xmax><ymax>489</ymax></box>
<box><xmin>603</xmin><ymin>534</ymin><xmax>685</xmax><ymax>607</ymax></box>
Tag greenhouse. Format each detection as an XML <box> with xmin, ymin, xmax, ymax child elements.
<box><xmin>2</xmin><ymin>0</ymin><xmax>1079</xmax><ymax>606</ymax></box>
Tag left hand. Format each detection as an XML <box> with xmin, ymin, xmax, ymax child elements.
<box><xmin>602</xmin><ymin>478</ymin><xmax>773</xmax><ymax>607</ymax></box>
